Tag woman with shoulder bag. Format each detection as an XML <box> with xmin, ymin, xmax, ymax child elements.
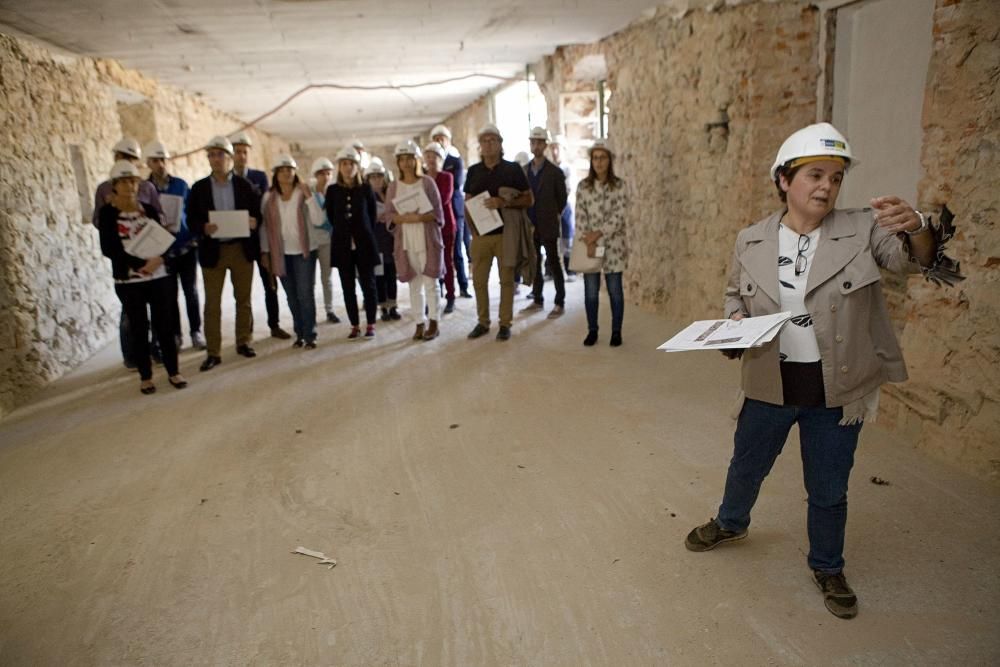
<box><xmin>574</xmin><ymin>138</ymin><xmax>629</xmax><ymax>347</ymax></box>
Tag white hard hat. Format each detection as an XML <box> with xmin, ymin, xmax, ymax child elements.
<box><xmin>364</xmin><ymin>162</ymin><xmax>387</xmax><ymax>177</ymax></box>
<box><xmin>311</xmin><ymin>157</ymin><xmax>335</xmax><ymax>174</ymax></box>
<box><xmin>588</xmin><ymin>138</ymin><xmax>614</xmax><ymax>157</ymax></box>
<box><xmin>144</xmin><ymin>140</ymin><xmax>170</xmax><ymax>159</ymax></box>
<box><xmin>430</xmin><ymin>124</ymin><xmax>452</xmax><ymax>140</ymax></box>
<box><xmin>529</xmin><ymin>126</ymin><xmax>551</xmax><ymax>142</ymax></box>
<box><xmin>394</xmin><ymin>140</ymin><xmax>420</xmax><ymax>157</ymax></box>
<box><xmin>477</xmin><ymin>123</ymin><xmax>503</xmax><ymax>140</ymax></box>
<box><xmin>112</xmin><ymin>138</ymin><xmax>141</xmax><ymax>159</ymax></box>
<box><xmin>369</xmin><ymin>156</ymin><xmax>385</xmax><ymax>167</ymax></box>
<box><xmin>335</xmin><ymin>146</ymin><xmax>361</xmax><ymax>164</ymax></box>
<box><xmin>550</xmin><ymin>134</ymin><xmax>567</xmax><ymax>146</ymax></box>
<box><xmin>271</xmin><ymin>154</ymin><xmax>298</xmax><ymax>171</ymax></box>
<box><xmin>229</xmin><ymin>131</ymin><xmax>253</xmax><ymax>147</ymax></box>
<box><xmin>514</xmin><ymin>151</ymin><xmax>530</xmax><ymax>167</ymax></box>
<box><xmin>423</xmin><ymin>142</ymin><xmax>447</xmax><ymax>162</ymax></box>
<box><xmin>351</xmin><ymin>138</ymin><xmax>366</xmax><ymax>151</ymax></box>
<box><xmin>205</xmin><ymin>135</ymin><xmax>234</xmax><ymax>156</ymax></box>
<box><xmin>770</xmin><ymin>122</ymin><xmax>857</xmax><ymax>180</ymax></box>
<box><xmin>109</xmin><ymin>160</ymin><xmax>140</xmax><ymax>181</ymax></box>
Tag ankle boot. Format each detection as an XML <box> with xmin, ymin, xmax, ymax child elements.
<box><xmin>423</xmin><ymin>320</ymin><xmax>440</xmax><ymax>340</ymax></box>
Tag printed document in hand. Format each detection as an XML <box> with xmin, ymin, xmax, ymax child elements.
<box><xmin>658</xmin><ymin>312</ymin><xmax>792</xmax><ymax>351</ymax></box>
<box><xmin>392</xmin><ymin>187</ymin><xmax>434</xmax><ymax>214</ymax></box>
<box><xmin>466</xmin><ymin>191</ymin><xmax>504</xmax><ymax>235</ymax></box>
<box><xmin>158</xmin><ymin>194</ymin><xmax>184</xmax><ymax>233</ymax></box>
<box><xmin>209</xmin><ymin>209</ymin><xmax>250</xmax><ymax>238</ymax></box>
<box><xmin>123</xmin><ymin>219</ymin><xmax>175</xmax><ymax>259</ymax></box>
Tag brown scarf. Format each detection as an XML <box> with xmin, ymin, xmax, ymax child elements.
<box><xmin>263</xmin><ymin>190</ymin><xmax>309</xmax><ymax>277</ymax></box>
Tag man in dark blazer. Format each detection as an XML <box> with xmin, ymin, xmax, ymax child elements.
<box><xmin>432</xmin><ymin>124</ymin><xmax>472</xmax><ymax>299</ymax></box>
<box><xmin>186</xmin><ymin>136</ymin><xmax>262</xmax><ymax>371</ymax></box>
<box><xmin>521</xmin><ymin>127</ymin><xmax>569</xmax><ymax>318</ymax></box>
<box><xmin>230</xmin><ymin>130</ymin><xmax>290</xmax><ymax>340</ymax></box>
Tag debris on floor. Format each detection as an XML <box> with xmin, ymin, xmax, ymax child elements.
<box><xmin>449</xmin><ymin>424</ymin><xmax>459</xmax><ymax>429</ymax></box>
<box><xmin>292</xmin><ymin>546</ymin><xmax>337</xmax><ymax>569</ymax></box>
<box><xmin>870</xmin><ymin>476</ymin><xmax>891</xmax><ymax>486</ymax></box>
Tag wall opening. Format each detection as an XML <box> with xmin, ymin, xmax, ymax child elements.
<box><xmin>830</xmin><ymin>0</ymin><xmax>935</xmax><ymax>208</ymax></box>
<box><xmin>493</xmin><ymin>79</ymin><xmax>547</xmax><ymax>159</ymax></box>
<box><xmin>69</xmin><ymin>144</ymin><xmax>91</xmax><ymax>223</ymax></box>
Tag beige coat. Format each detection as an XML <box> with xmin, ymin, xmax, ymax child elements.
<box><xmin>725</xmin><ymin>208</ymin><xmax>922</xmax><ymax>407</ymax></box>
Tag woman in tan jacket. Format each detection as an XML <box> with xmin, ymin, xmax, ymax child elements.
<box><xmin>684</xmin><ymin>123</ymin><xmax>961</xmax><ymax>620</ymax></box>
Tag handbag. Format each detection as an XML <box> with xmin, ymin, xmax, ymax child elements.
<box><xmin>568</xmin><ymin>240</ymin><xmax>604</xmax><ymax>273</ymax></box>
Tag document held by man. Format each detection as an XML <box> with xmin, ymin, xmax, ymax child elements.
<box><xmin>209</xmin><ymin>209</ymin><xmax>251</xmax><ymax>238</ymax></box>
<box><xmin>658</xmin><ymin>312</ymin><xmax>792</xmax><ymax>351</ymax></box>
<box><xmin>466</xmin><ymin>191</ymin><xmax>504</xmax><ymax>235</ymax></box>
<box><xmin>158</xmin><ymin>194</ymin><xmax>184</xmax><ymax>233</ymax></box>
<box><xmin>123</xmin><ymin>220</ymin><xmax>176</xmax><ymax>259</ymax></box>
<box><xmin>392</xmin><ymin>188</ymin><xmax>434</xmax><ymax>215</ymax></box>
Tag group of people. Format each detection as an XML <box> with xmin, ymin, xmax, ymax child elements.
<box><xmin>95</xmin><ymin>115</ymin><xmax>960</xmax><ymax>620</ymax></box>
<box><xmin>96</xmin><ymin>123</ymin><xmax>631</xmax><ymax>392</ymax></box>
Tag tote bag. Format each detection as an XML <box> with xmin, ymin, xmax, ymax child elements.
<box><xmin>568</xmin><ymin>241</ymin><xmax>604</xmax><ymax>273</ymax></box>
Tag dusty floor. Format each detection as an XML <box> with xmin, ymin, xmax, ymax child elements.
<box><xmin>1</xmin><ymin>272</ymin><xmax>998</xmax><ymax>666</ymax></box>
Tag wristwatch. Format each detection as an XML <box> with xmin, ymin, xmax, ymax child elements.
<box><xmin>905</xmin><ymin>210</ymin><xmax>929</xmax><ymax>236</ymax></box>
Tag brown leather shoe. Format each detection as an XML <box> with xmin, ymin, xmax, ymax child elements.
<box><xmin>423</xmin><ymin>320</ymin><xmax>440</xmax><ymax>340</ymax></box>
<box><xmin>412</xmin><ymin>323</ymin><xmax>425</xmax><ymax>341</ymax></box>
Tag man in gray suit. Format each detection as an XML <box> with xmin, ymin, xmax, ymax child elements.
<box><xmin>521</xmin><ymin>127</ymin><xmax>569</xmax><ymax>318</ymax></box>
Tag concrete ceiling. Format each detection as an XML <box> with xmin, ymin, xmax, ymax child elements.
<box><xmin>0</xmin><ymin>0</ymin><xmax>662</xmax><ymax>150</ymax></box>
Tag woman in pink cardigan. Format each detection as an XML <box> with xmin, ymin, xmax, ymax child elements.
<box><xmin>384</xmin><ymin>140</ymin><xmax>446</xmax><ymax>340</ymax></box>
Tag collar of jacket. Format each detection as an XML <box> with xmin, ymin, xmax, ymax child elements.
<box><xmin>742</xmin><ymin>208</ymin><xmax>868</xmax><ymax>304</ymax></box>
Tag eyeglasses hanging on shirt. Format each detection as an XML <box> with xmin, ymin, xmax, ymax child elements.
<box><xmin>795</xmin><ymin>233</ymin><xmax>810</xmax><ymax>276</ymax></box>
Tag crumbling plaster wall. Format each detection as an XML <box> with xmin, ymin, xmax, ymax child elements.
<box><xmin>0</xmin><ymin>33</ymin><xmax>289</xmax><ymax>419</ymax></box>
<box><xmin>431</xmin><ymin>0</ymin><xmax>998</xmax><ymax>479</ymax></box>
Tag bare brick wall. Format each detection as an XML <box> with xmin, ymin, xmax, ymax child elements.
<box><xmin>0</xmin><ymin>34</ymin><xmax>290</xmax><ymax>418</ymax></box>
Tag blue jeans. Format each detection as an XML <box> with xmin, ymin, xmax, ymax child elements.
<box><xmin>583</xmin><ymin>272</ymin><xmax>624</xmax><ymax>333</ymax></box>
<box><xmin>279</xmin><ymin>252</ymin><xmax>318</xmax><ymax>342</ymax></box>
<box><xmin>717</xmin><ymin>398</ymin><xmax>862</xmax><ymax>573</ymax></box>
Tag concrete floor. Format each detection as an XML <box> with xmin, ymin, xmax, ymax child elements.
<box><xmin>1</xmin><ymin>273</ymin><xmax>998</xmax><ymax>666</ymax></box>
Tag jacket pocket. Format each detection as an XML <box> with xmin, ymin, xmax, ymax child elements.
<box><xmin>838</xmin><ymin>254</ymin><xmax>882</xmax><ymax>295</ymax></box>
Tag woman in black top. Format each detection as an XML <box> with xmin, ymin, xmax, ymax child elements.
<box><xmin>98</xmin><ymin>161</ymin><xmax>187</xmax><ymax>393</ymax></box>
<box><xmin>325</xmin><ymin>146</ymin><xmax>381</xmax><ymax>339</ymax></box>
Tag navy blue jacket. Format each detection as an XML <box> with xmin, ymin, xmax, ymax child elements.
<box><xmin>186</xmin><ymin>174</ymin><xmax>262</xmax><ymax>268</ymax></box>
<box><xmin>324</xmin><ymin>182</ymin><xmax>380</xmax><ymax>270</ymax></box>
<box><xmin>235</xmin><ymin>167</ymin><xmax>269</xmax><ymax>196</ymax></box>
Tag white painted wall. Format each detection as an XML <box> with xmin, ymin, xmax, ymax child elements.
<box><xmin>832</xmin><ymin>0</ymin><xmax>935</xmax><ymax>208</ymax></box>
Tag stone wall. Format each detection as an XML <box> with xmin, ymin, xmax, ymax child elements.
<box><xmin>429</xmin><ymin>0</ymin><xmax>999</xmax><ymax>479</ymax></box>
<box><xmin>879</xmin><ymin>0</ymin><xmax>1000</xmax><ymax>478</ymax></box>
<box><xmin>0</xmin><ymin>33</ymin><xmax>290</xmax><ymax>419</ymax></box>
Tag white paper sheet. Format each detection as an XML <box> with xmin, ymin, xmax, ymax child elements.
<box><xmin>209</xmin><ymin>209</ymin><xmax>250</xmax><ymax>238</ymax></box>
<box><xmin>392</xmin><ymin>187</ymin><xmax>433</xmax><ymax>215</ymax></box>
<box><xmin>159</xmin><ymin>194</ymin><xmax>184</xmax><ymax>233</ymax></box>
<box><xmin>292</xmin><ymin>546</ymin><xmax>338</xmax><ymax>569</ymax></box>
<box><xmin>658</xmin><ymin>312</ymin><xmax>792</xmax><ymax>351</ymax></box>
<box><xmin>123</xmin><ymin>220</ymin><xmax>176</xmax><ymax>259</ymax></box>
<box><xmin>466</xmin><ymin>191</ymin><xmax>504</xmax><ymax>235</ymax></box>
